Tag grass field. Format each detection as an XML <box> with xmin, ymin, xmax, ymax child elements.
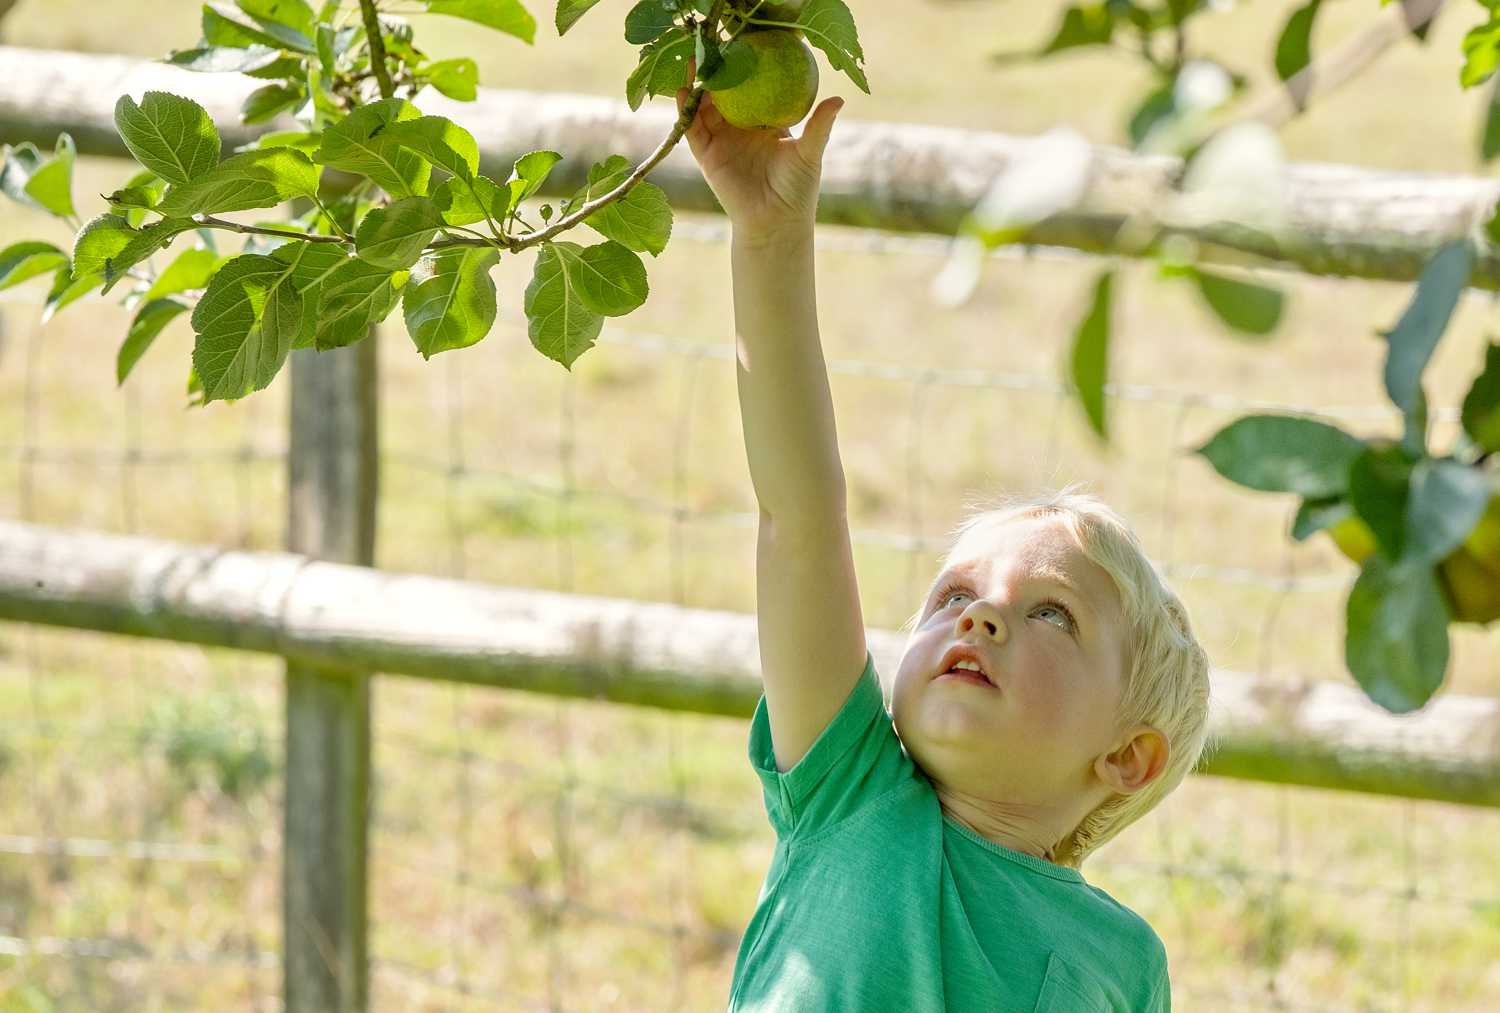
<box><xmin>2</xmin><ymin>0</ymin><xmax>1500</xmax><ymax>1009</ymax></box>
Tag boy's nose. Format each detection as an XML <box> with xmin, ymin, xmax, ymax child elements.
<box><xmin>959</xmin><ymin>603</ymin><xmax>1007</xmax><ymax>642</ymax></box>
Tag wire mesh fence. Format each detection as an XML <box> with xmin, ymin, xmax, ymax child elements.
<box><xmin>2</xmin><ymin>212</ymin><xmax>1499</xmax><ymax>1011</ymax></box>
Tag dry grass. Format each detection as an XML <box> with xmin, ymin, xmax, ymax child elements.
<box><xmin>2</xmin><ymin>0</ymin><xmax>1500</xmax><ymax>1009</ymax></box>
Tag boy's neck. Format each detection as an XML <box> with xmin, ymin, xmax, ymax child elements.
<box><xmin>935</xmin><ymin>789</ymin><xmax>1067</xmax><ymax>864</ymax></box>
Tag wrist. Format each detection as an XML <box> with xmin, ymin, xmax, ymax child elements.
<box><xmin>732</xmin><ymin>221</ymin><xmax>814</xmax><ymax>250</ymax></box>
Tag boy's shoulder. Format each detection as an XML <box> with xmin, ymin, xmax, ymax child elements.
<box><xmin>1079</xmin><ymin>878</ymin><xmax>1169</xmax><ymax>964</ymax></box>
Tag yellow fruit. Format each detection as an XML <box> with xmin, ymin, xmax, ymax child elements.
<box><xmin>1437</xmin><ymin>493</ymin><xmax>1500</xmax><ymax>625</ymax></box>
<box><xmin>1326</xmin><ymin>515</ymin><xmax>1378</xmax><ymax>566</ymax></box>
<box><xmin>708</xmin><ymin>28</ymin><xmax>818</xmax><ymax>130</ymax></box>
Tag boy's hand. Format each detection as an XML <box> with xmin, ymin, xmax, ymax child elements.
<box><xmin>676</xmin><ymin>58</ymin><xmax>844</xmax><ymax>243</ymax></box>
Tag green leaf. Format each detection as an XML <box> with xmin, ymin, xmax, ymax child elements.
<box><xmin>1348</xmin><ymin>441</ymin><xmax>1415</xmax><ymax>561</ymax></box>
<box><xmin>626</xmin><ymin>27</ymin><xmax>694</xmax><ymax>110</ymax></box>
<box><xmin>1404</xmin><ymin>457</ymin><xmax>1494</xmax><ymax>565</ymax></box>
<box><xmin>524</xmin><ymin>241</ymin><xmax>604</xmax><ymax>368</ymax></box>
<box><xmin>0</xmin><ymin>242</ymin><xmax>68</xmax><ymax>292</ymax></box>
<box><xmin>114</xmin><ymin>92</ymin><xmax>221</xmax><ymax>185</ymax></box>
<box><xmin>1461</xmin><ymin>341</ymin><xmax>1500</xmax><ymax>453</ymax></box>
<box><xmin>155</xmin><ymin>147</ymin><xmax>321</xmax><ymax>217</ymax></box>
<box><xmin>432</xmin><ymin>175</ymin><xmax>513</xmax><ymax>226</ymax></box>
<box><xmin>238</xmin><ymin>130</ymin><xmax>323</xmax><ymax>159</ymax></box>
<box><xmin>624</xmin><ymin>0</ymin><xmax>675</xmax><ymax>44</ymax></box>
<box><xmin>355</xmin><ymin>196</ymin><xmax>444</xmax><ymax>270</ymax></box>
<box><xmin>1194</xmin><ymin>414</ymin><xmax>1366</xmax><ymax>498</ymax></box>
<box><xmin>0</xmin><ymin>142</ymin><xmax>45</xmax><ymax>208</ymax></box>
<box><xmin>203</xmin><ymin>1</ymin><xmax>315</xmax><ymax>52</ymax></box>
<box><xmin>22</xmin><ymin>133</ymin><xmax>77</xmax><ymax>219</ymax></box>
<box><xmin>271</xmin><ymin>240</ymin><xmax>353</xmax><ymax>348</ymax></box>
<box><xmin>190</xmin><ymin>253</ymin><xmax>304</xmax><ymax>401</ymax></box>
<box><xmin>572</xmin><ymin>240</ymin><xmax>648</xmax><ymax>316</ymax></box>
<box><xmin>118</xmin><ymin>297</ymin><xmax>189</xmax><ymax>385</ymax></box>
<box><xmin>143</xmin><ymin>247</ymin><xmax>225</xmax><ymax>302</ymax></box>
<box><xmin>1066</xmin><ymin>268</ymin><xmax>1113</xmax><ymax>440</ymax></box>
<box><xmin>242</xmin><ymin>83</ymin><xmax>302</xmax><ymax>125</ymax></box>
<box><xmin>42</xmin><ymin>265</ymin><xmax>102</xmax><ymax>324</ymax></box>
<box><xmin>702</xmin><ymin>31</ymin><xmax>757</xmax><ymax>90</ymax></box>
<box><xmin>558</xmin><ymin>0</ymin><xmax>606</xmax><ymax>35</ymax></box>
<box><xmin>72</xmin><ymin>214</ymin><xmax>136</xmax><ymax>279</ymax></box>
<box><xmin>1190</xmin><ymin>268</ymin><xmax>1284</xmax><ymax>337</ymax></box>
<box><xmin>105</xmin><ymin>171</ymin><xmax>166</xmax><ymax>214</ymax></box>
<box><xmin>245</xmin><ymin>54</ymin><xmax>308</xmax><ymax>80</ymax></box>
<box><xmin>425</xmin><ymin>0</ymin><xmax>536</xmax><ymax>44</ymax></box>
<box><xmin>236</xmin><ymin>0</ymin><xmax>316</xmax><ymax>39</ymax></box>
<box><xmin>1345</xmin><ymin>555</ymin><xmax>1449</xmax><ymax>713</ymax></box>
<box><xmin>403</xmin><ymin>246</ymin><xmax>500</xmax><ymax>358</ymax></box>
<box><xmin>793</xmin><ymin>0</ymin><xmax>870</xmax><ymax>94</ymax></box>
<box><xmin>314</xmin><ymin>256</ymin><xmax>403</xmax><ymax>350</ymax></box>
<box><xmin>1126</xmin><ymin>80</ymin><xmax>1177</xmax><ymax>149</ymax></box>
<box><xmin>73</xmin><ymin>214</ymin><xmax>199</xmax><ymax>293</ymax></box>
<box><xmin>1482</xmin><ymin>77</ymin><xmax>1500</xmax><ymax>161</ymax></box>
<box><xmin>316</xmin><ymin>97</ymin><xmax>431</xmax><ymax>198</ymax></box>
<box><xmin>1274</xmin><ymin>0</ymin><xmax>1320</xmax><ymax>89</ymax></box>
<box><xmin>166</xmin><ymin>45</ymin><xmax>284</xmax><ymax>73</ymax></box>
<box><xmin>565</xmin><ymin>155</ymin><xmax>673</xmax><ymax>256</ymax></box>
<box><xmin>1290</xmin><ymin>495</ymin><xmax>1349</xmax><ymax>541</ymax></box>
<box><xmin>512</xmin><ymin>149</ymin><xmax>563</xmax><ymax>202</ymax></box>
<box><xmin>694</xmin><ymin>23</ymin><xmax>724</xmax><ymax>83</ymax></box>
<box><xmin>1038</xmin><ymin>4</ymin><xmax>1115</xmax><ymax>56</ymax></box>
<box><xmin>421</xmin><ymin>57</ymin><xmax>479</xmax><ymax>101</ymax></box>
<box><xmin>381</xmin><ymin>116</ymin><xmax>481</xmax><ymax>181</ymax></box>
<box><xmin>1379</xmin><ymin>240</ymin><xmax>1472</xmax><ymax>436</ymax></box>
<box><xmin>1461</xmin><ymin>12</ymin><xmax>1500</xmax><ymax>88</ymax></box>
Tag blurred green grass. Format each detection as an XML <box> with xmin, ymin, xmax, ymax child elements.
<box><xmin>2</xmin><ymin>0</ymin><xmax>1500</xmax><ymax>1009</ymax></box>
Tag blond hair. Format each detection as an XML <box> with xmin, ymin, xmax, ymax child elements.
<box><xmin>908</xmin><ymin>483</ymin><xmax>1213</xmax><ymax>868</ymax></box>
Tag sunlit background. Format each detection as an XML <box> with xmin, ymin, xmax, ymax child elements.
<box><xmin>2</xmin><ymin>0</ymin><xmax>1499</xmax><ymax>1009</ymax></box>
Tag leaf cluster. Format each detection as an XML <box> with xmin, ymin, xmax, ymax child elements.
<box><xmin>2</xmin><ymin>0</ymin><xmax>873</xmax><ymax>401</ymax></box>
<box><xmin>1195</xmin><ymin>239</ymin><xmax>1500</xmax><ymax>713</ymax></box>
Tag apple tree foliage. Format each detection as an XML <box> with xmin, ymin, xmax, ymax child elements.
<box><xmin>966</xmin><ymin>1</ymin><xmax>1500</xmax><ymax>712</ymax></box>
<box><xmin>0</xmin><ymin>0</ymin><xmax>867</xmax><ymax>403</ymax></box>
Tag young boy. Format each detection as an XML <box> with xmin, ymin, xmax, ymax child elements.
<box><xmin>676</xmin><ymin>77</ymin><xmax>1213</xmax><ymax>1012</ymax></box>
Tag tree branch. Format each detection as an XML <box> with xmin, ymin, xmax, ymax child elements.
<box><xmin>358</xmin><ymin>0</ymin><xmax>396</xmax><ymax>101</ymax></box>
<box><xmin>435</xmin><ymin>0</ymin><xmax>729</xmax><ymax>256</ymax></box>
<box><xmin>1232</xmin><ymin>0</ymin><xmax>1447</xmax><ymax>131</ymax></box>
<box><xmin>195</xmin><ymin>215</ymin><xmax>350</xmax><ymax>245</ymax></box>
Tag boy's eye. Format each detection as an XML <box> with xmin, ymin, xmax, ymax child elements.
<box><xmin>932</xmin><ymin>585</ymin><xmax>1076</xmax><ymax>633</ymax></box>
<box><xmin>1035</xmin><ymin>603</ymin><xmax>1073</xmax><ymax>631</ymax></box>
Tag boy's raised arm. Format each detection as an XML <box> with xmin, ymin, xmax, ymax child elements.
<box><xmin>676</xmin><ymin>82</ymin><xmax>867</xmax><ymax>772</ymax></box>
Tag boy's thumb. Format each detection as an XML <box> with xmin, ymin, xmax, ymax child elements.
<box><xmin>799</xmin><ymin>96</ymin><xmax>844</xmax><ymax>161</ymax></box>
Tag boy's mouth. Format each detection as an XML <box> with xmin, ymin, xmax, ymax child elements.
<box><xmin>936</xmin><ymin>645</ymin><xmax>997</xmax><ymax>688</ymax></box>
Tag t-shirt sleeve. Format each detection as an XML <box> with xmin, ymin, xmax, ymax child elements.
<box><xmin>1147</xmin><ymin>969</ymin><xmax>1172</xmax><ymax>1012</ymax></box>
<box><xmin>747</xmin><ymin>651</ymin><xmax>918</xmax><ymax>839</ymax></box>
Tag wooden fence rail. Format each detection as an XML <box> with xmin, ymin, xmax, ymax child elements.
<box><xmin>4</xmin><ymin>518</ymin><xmax>1498</xmax><ymax>810</ymax></box>
<box><xmin>3</xmin><ymin>45</ymin><xmax>1500</xmax><ymax>288</ymax></box>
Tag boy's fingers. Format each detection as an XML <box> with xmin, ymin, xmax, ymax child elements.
<box><xmin>699</xmin><ymin>90</ymin><xmax>727</xmax><ymax>132</ymax></box>
<box><xmin>797</xmin><ymin>96</ymin><xmax>845</xmax><ymax>163</ymax></box>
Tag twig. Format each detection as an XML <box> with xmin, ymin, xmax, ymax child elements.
<box><xmin>357</xmin><ymin>0</ymin><xmax>396</xmax><ymax>101</ymax></box>
<box><xmin>1232</xmin><ymin>0</ymin><xmax>1447</xmax><ymax>131</ymax></box>
<box><xmin>195</xmin><ymin>215</ymin><xmax>349</xmax><ymax>245</ymax></box>
<box><xmin>431</xmin><ymin>0</ymin><xmax>729</xmax><ymax>256</ymax></box>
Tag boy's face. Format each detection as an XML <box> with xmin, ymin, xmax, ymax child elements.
<box><xmin>890</xmin><ymin>514</ymin><xmax>1130</xmax><ymax>808</ymax></box>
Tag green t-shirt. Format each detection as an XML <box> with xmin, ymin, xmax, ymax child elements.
<box><xmin>727</xmin><ymin>653</ymin><xmax>1171</xmax><ymax>1012</ymax></box>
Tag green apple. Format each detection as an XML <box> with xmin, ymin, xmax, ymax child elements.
<box><xmin>708</xmin><ymin>28</ymin><xmax>818</xmax><ymax>130</ymax></box>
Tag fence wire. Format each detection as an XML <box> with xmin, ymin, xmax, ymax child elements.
<box><xmin>1</xmin><ymin>217</ymin><xmax>1498</xmax><ymax>1012</ymax></box>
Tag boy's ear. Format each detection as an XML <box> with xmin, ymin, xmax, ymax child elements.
<box><xmin>1093</xmin><ymin>726</ymin><xmax>1169</xmax><ymax>795</ymax></box>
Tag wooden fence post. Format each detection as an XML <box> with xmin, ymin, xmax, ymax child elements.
<box><xmin>283</xmin><ymin>327</ymin><xmax>378</xmax><ymax>1013</ymax></box>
